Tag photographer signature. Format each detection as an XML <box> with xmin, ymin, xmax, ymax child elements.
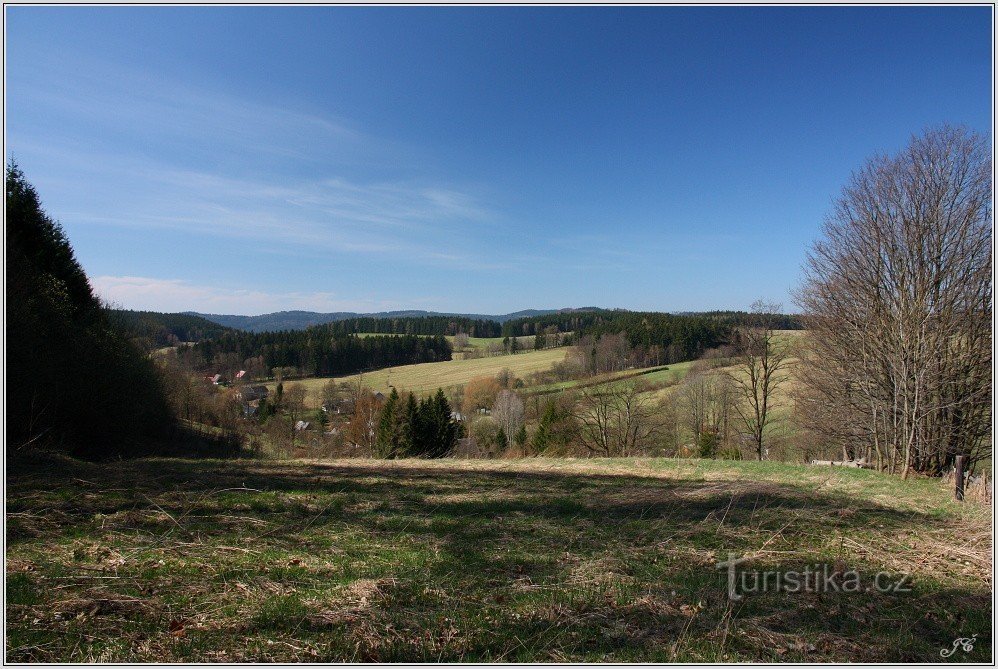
<box><xmin>940</xmin><ymin>635</ymin><xmax>977</xmax><ymax>658</ymax></box>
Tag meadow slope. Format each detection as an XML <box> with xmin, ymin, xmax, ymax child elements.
<box><xmin>7</xmin><ymin>456</ymin><xmax>991</xmax><ymax>662</ymax></box>
<box><xmin>269</xmin><ymin>347</ymin><xmax>568</xmax><ymax>404</ymax></box>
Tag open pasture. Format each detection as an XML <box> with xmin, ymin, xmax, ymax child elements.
<box><xmin>6</xmin><ymin>456</ymin><xmax>990</xmax><ymax>662</ymax></box>
<box><xmin>269</xmin><ymin>347</ymin><xmax>568</xmax><ymax>405</ymax></box>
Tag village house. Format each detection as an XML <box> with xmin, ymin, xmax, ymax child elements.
<box><xmin>237</xmin><ymin>385</ymin><xmax>269</xmax><ymax>402</ymax></box>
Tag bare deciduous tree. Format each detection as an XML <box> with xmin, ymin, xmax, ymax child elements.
<box><xmin>284</xmin><ymin>383</ymin><xmax>308</xmax><ymax>447</ymax></box>
<box><xmin>676</xmin><ymin>365</ymin><xmax>736</xmax><ymax>457</ymax></box>
<box><xmin>345</xmin><ymin>391</ymin><xmax>383</xmax><ymax>455</ymax></box>
<box><xmin>796</xmin><ymin>125</ymin><xmax>992</xmax><ymax>476</ymax></box>
<box><xmin>463</xmin><ymin>375</ymin><xmax>503</xmax><ymax>416</ymax></box>
<box><xmin>492</xmin><ymin>389</ymin><xmax>525</xmax><ymax>449</ymax></box>
<box><xmin>575</xmin><ymin>382</ymin><xmax>659</xmax><ymax>457</ymax></box>
<box><xmin>728</xmin><ymin>300</ymin><xmax>791</xmax><ymax>460</ymax></box>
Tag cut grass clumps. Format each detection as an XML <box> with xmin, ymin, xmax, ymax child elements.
<box><xmin>6</xmin><ymin>455</ymin><xmax>992</xmax><ymax>662</ymax></box>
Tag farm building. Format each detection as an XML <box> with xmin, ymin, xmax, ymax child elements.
<box><xmin>238</xmin><ymin>385</ymin><xmax>269</xmax><ymax>402</ymax></box>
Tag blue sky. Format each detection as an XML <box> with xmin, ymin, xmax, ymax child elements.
<box><xmin>6</xmin><ymin>6</ymin><xmax>992</xmax><ymax>315</ymax></box>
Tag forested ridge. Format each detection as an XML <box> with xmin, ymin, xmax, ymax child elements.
<box><xmin>313</xmin><ymin>315</ymin><xmax>501</xmax><ymax>337</ymax></box>
<box><xmin>501</xmin><ymin>309</ymin><xmax>801</xmax><ymax>362</ymax></box>
<box><xmin>191</xmin><ymin>330</ymin><xmax>452</xmax><ymax>377</ymax></box>
<box><xmin>503</xmin><ymin>309</ymin><xmax>801</xmax><ymax>337</ymax></box>
<box><xmin>110</xmin><ymin>309</ymin><xmax>232</xmax><ymax>351</ymax></box>
<box><xmin>193</xmin><ymin>308</ymin><xmax>561</xmax><ymax>332</ymax></box>
<box><xmin>184</xmin><ymin>309</ymin><xmax>802</xmax><ymax>377</ymax></box>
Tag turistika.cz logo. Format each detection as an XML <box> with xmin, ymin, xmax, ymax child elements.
<box><xmin>716</xmin><ymin>553</ymin><xmax>913</xmax><ymax>601</ymax></box>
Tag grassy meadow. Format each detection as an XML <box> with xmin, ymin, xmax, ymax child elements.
<box><xmin>7</xmin><ymin>455</ymin><xmax>990</xmax><ymax>662</ymax></box>
<box><xmin>269</xmin><ymin>347</ymin><xmax>568</xmax><ymax>405</ymax></box>
<box><xmin>264</xmin><ymin>331</ymin><xmax>803</xmax><ymax>423</ymax></box>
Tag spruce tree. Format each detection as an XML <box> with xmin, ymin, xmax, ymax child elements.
<box><xmin>425</xmin><ymin>388</ymin><xmax>457</xmax><ymax>458</ymax></box>
<box><xmin>515</xmin><ymin>425</ymin><xmax>528</xmax><ymax>450</ymax></box>
<box><xmin>375</xmin><ymin>388</ymin><xmax>400</xmax><ymax>458</ymax></box>
<box><xmin>399</xmin><ymin>392</ymin><xmax>419</xmax><ymax>457</ymax></box>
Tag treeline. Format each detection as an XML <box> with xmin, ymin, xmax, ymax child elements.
<box><xmin>6</xmin><ymin>165</ymin><xmax>175</xmax><ymax>459</ymax></box>
<box><xmin>504</xmin><ymin>309</ymin><xmax>801</xmax><ymax>337</ymax></box>
<box><xmin>503</xmin><ymin>309</ymin><xmax>801</xmax><ymax>363</ymax></box>
<box><xmin>502</xmin><ymin>309</ymin><xmax>618</xmax><ymax>337</ymax></box>
<box><xmin>110</xmin><ymin>309</ymin><xmax>231</xmax><ymax>351</ymax></box>
<box><xmin>504</xmin><ymin>311</ymin><xmax>727</xmax><ymax>363</ymax></box>
<box><xmin>580</xmin><ymin>313</ymin><xmax>730</xmax><ymax>362</ymax></box>
<box><xmin>191</xmin><ymin>330</ymin><xmax>452</xmax><ymax>377</ymax></box>
<box><xmin>315</xmin><ymin>316</ymin><xmax>501</xmax><ymax>338</ymax></box>
<box><xmin>697</xmin><ymin>310</ymin><xmax>803</xmax><ymax>330</ymax></box>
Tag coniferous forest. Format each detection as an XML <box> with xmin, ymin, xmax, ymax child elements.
<box><xmin>109</xmin><ymin>309</ymin><xmax>232</xmax><ymax>351</ymax></box>
<box><xmin>191</xmin><ymin>330</ymin><xmax>452</xmax><ymax>377</ymax></box>
<box><xmin>6</xmin><ymin>165</ymin><xmax>174</xmax><ymax>458</ymax></box>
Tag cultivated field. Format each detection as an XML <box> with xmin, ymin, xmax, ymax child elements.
<box><xmin>450</xmin><ymin>335</ymin><xmax>532</xmax><ymax>351</ymax></box>
<box><xmin>7</xmin><ymin>455</ymin><xmax>990</xmax><ymax>662</ymax></box>
<box><xmin>523</xmin><ymin>361</ymin><xmax>697</xmax><ymax>395</ymax></box>
<box><xmin>270</xmin><ymin>347</ymin><xmax>568</xmax><ymax>405</ymax></box>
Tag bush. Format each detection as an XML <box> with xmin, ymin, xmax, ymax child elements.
<box><xmin>468</xmin><ymin>417</ymin><xmax>505</xmax><ymax>458</ymax></box>
<box><xmin>697</xmin><ymin>431</ymin><xmax>719</xmax><ymax>459</ymax></box>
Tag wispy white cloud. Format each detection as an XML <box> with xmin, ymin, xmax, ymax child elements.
<box><xmin>8</xmin><ymin>53</ymin><xmax>373</xmax><ymax>168</ymax></box>
<box><xmin>61</xmin><ymin>165</ymin><xmax>496</xmax><ymax>264</ymax></box>
<box><xmin>9</xmin><ymin>55</ymin><xmax>503</xmax><ymax>269</ymax></box>
<box><xmin>91</xmin><ymin>275</ymin><xmax>438</xmax><ymax>315</ymax></box>
<box><xmin>12</xmin><ymin>139</ymin><xmax>498</xmax><ymax>268</ymax></box>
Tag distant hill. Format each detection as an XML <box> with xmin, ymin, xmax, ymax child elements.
<box><xmin>188</xmin><ymin>308</ymin><xmax>594</xmax><ymax>333</ymax></box>
<box><xmin>109</xmin><ymin>309</ymin><xmax>233</xmax><ymax>350</ymax></box>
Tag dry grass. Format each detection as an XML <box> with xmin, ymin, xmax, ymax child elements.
<box><xmin>269</xmin><ymin>348</ymin><xmax>568</xmax><ymax>406</ymax></box>
<box><xmin>6</xmin><ymin>454</ymin><xmax>991</xmax><ymax>662</ymax></box>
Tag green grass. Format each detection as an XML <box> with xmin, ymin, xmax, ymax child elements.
<box><xmin>6</xmin><ymin>455</ymin><xmax>991</xmax><ymax>662</ymax></box>
<box><xmin>635</xmin><ymin>359</ymin><xmax>700</xmax><ymax>386</ymax></box>
<box><xmin>523</xmin><ymin>363</ymin><xmax>680</xmax><ymax>395</ymax></box>
<box><xmin>453</xmin><ymin>335</ymin><xmax>509</xmax><ymax>350</ymax></box>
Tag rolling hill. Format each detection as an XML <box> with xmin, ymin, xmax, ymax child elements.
<box><xmin>189</xmin><ymin>308</ymin><xmax>601</xmax><ymax>333</ymax></box>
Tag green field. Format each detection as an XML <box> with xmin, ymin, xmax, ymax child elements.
<box><xmin>268</xmin><ymin>331</ymin><xmax>806</xmax><ymax>410</ymax></box>
<box><xmin>7</xmin><ymin>455</ymin><xmax>990</xmax><ymax>662</ymax></box>
<box><xmin>271</xmin><ymin>347</ymin><xmax>568</xmax><ymax>404</ymax></box>
<box><xmin>348</xmin><ymin>334</ymin><xmax>533</xmax><ymax>360</ymax></box>
<box><xmin>523</xmin><ymin>362</ymin><xmax>690</xmax><ymax>395</ymax></box>
<box><xmin>450</xmin><ymin>335</ymin><xmax>536</xmax><ymax>358</ymax></box>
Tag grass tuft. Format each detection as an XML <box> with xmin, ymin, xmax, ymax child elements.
<box><xmin>6</xmin><ymin>456</ymin><xmax>991</xmax><ymax>662</ymax></box>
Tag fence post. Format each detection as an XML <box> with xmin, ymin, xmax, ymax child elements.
<box><xmin>955</xmin><ymin>455</ymin><xmax>966</xmax><ymax>502</ymax></box>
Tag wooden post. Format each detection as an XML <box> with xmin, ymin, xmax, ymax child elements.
<box><xmin>955</xmin><ymin>455</ymin><xmax>967</xmax><ymax>502</ymax></box>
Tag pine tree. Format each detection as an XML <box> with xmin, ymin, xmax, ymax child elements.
<box><xmin>425</xmin><ymin>388</ymin><xmax>457</xmax><ymax>458</ymax></box>
<box><xmin>533</xmin><ymin>402</ymin><xmax>554</xmax><ymax>452</ymax></box>
<box><xmin>375</xmin><ymin>388</ymin><xmax>400</xmax><ymax>458</ymax></box>
<box><xmin>399</xmin><ymin>392</ymin><xmax>419</xmax><ymax>457</ymax></box>
<box><xmin>515</xmin><ymin>424</ymin><xmax>528</xmax><ymax>450</ymax></box>
<box><xmin>533</xmin><ymin>400</ymin><xmax>572</xmax><ymax>454</ymax></box>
